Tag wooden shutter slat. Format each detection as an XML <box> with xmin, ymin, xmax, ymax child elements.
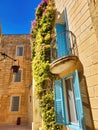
<box><xmin>54</xmin><ymin>79</ymin><xmax>67</xmax><ymax>125</ymax></box>
<box><xmin>55</xmin><ymin>24</ymin><xmax>68</xmax><ymax>58</ymax></box>
<box><xmin>73</xmin><ymin>70</ymin><xmax>85</xmax><ymax>130</ymax></box>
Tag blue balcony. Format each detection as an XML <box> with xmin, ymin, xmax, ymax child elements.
<box><xmin>50</xmin><ymin>30</ymin><xmax>83</xmax><ymax>75</ymax></box>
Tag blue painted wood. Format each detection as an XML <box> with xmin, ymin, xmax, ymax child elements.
<box><xmin>73</xmin><ymin>70</ymin><xmax>85</xmax><ymax>130</ymax></box>
<box><xmin>54</xmin><ymin>79</ymin><xmax>66</xmax><ymax>125</ymax></box>
<box><xmin>55</xmin><ymin>24</ymin><xmax>68</xmax><ymax>58</ymax></box>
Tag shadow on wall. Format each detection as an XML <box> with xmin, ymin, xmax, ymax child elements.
<box><xmin>80</xmin><ymin>76</ymin><xmax>95</xmax><ymax>130</ymax></box>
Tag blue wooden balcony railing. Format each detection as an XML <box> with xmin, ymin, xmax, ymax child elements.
<box><xmin>50</xmin><ymin>30</ymin><xmax>78</xmax><ymax>61</ymax></box>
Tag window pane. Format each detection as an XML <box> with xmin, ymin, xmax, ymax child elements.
<box><xmin>16</xmin><ymin>46</ymin><xmax>23</xmax><ymax>56</ymax></box>
<box><xmin>11</xmin><ymin>96</ymin><xmax>20</xmax><ymax>111</ymax></box>
<box><xmin>65</xmin><ymin>77</ymin><xmax>78</xmax><ymax>123</ymax></box>
<box><xmin>14</xmin><ymin>70</ymin><xmax>21</xmax><ymax>82</ymax></box>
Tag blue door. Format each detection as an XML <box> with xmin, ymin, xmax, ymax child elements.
<box><xmin>55</xmin><ymin>24</ymin><xmax>68</xmax><ymax>58</ymax></box>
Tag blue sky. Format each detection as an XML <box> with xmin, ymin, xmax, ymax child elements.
<box><xmin>0</xmin><ymin>0</ymin><xmax>41</xmax><ymax>34</ymax></box>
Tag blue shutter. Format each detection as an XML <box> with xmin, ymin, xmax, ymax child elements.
<box><xmin>54</xmin><ymin>79</ymin><xmax>67</xmax><ymax>125</ymax></box>
<box><xmin>73</xmin><ymin>70</ymin><xmax>85</xmax><ymax>130</ymax></box>
<box><xmin>55</xmin><ymin>24</ymin><xmax>68</xmax><ymax>58</ymax></box>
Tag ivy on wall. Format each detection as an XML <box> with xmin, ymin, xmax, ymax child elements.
<box><xmin>31</xmin><ymin>0</ymin><xmax>61</xmax><ymax>129</ymax></box>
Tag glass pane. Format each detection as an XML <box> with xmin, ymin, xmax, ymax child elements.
<box><xmin>17</xmin><ymin>47</ymin><xmax>23</xmax><ymax>56</ymax></box>
<box><xmin>14</xmin><ymin>70</ymin><xmax>21</xmax><ymax>82</ymax></box>
<box><xmin>11</xmin><ymin>96</ymin><xmax>20</xmax><ymax>111</ymax></box>
<box><xmin>65</xmin><ymin>77</ymin><xmax>78</xmax><ymax>124</ymax></box>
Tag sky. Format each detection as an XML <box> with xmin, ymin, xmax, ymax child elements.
<box><xmin>0</xmin><ymin>0</ymin><xmax>42</xmax><ymax>34</ymax></box>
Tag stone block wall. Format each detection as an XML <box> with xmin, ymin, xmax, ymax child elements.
<box><xmin>55</xmin><ymin>0</ymin><xmax>98</xmax><ymax>129</ymax></box>
<box><xmin>0</xmin><ymin>34</ymin><xmax>32</xmax><ymax>125</ymax></box>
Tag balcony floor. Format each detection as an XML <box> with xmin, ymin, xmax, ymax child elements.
<box><xmin>50</xmin><ymin>55</ymin><xmax>83</xmax><ymax>77</ymax></box>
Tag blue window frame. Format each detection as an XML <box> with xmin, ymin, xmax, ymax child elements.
<box><xmin>54</xmin><ymin>70</ymin><xmax>85</xmax><ymax>130</ymax></box>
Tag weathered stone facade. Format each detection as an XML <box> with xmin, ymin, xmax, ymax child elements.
<box><xmin>55</xmin><ymin>0</ymin><xmax>98</xmax><ymax>129</ymax></box>
<box><xmin>0</xmin><ymin>35</ymin><xmax>32</xmax><ymax>125</ymax></box>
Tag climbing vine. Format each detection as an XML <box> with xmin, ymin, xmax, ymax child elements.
<box><xmin>31</xmin><ymin>0</ymin><xmax>61</xmax><ymax>129</ymax></box>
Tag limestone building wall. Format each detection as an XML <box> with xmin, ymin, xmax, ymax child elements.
<box><xmin>55</xmin><ymin>0</ymin><xmax>98</xmax><ymax>129</ymax></box>
<box><xmin>0</xmin><ymin>34</ymin><xmax>32</xmax><ymax>125</ymax></box>
<box><xmin>28</xmin><ymin>86</ymin><xmax>33</xmax><ymax>126</ymax></box>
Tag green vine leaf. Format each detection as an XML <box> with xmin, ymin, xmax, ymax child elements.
<box><xmin>31</xmin><ymin>0</ymin><xmax>61</xmax><ymax>129</ymax></box>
